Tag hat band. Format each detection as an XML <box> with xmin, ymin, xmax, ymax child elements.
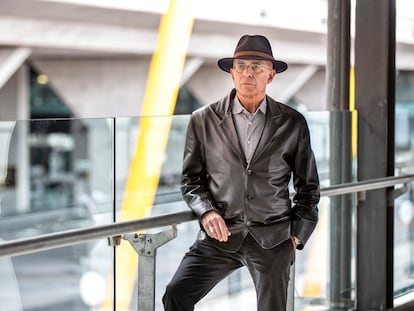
<box><xmin>233</xmin><ymin>51</ymin><xmax>274</xmax><ymax>61</ymax></box>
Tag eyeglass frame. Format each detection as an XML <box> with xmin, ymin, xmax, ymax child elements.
<box><xmin>231</xmin><ymin>60</ymin><xmax>274</xmax><ymax>74</ymax></box>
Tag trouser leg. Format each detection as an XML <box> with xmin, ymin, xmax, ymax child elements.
<box><xmin>162</xmin><ymin>239</ymin><xmax>242</xmax><ymax>311</ymax></box>
<box><xmin>243</xmin><ymin>237</ymin><xmax>295</xmax><ymax>311</ymax></box>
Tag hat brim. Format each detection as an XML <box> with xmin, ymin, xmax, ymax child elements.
<box><xmin>217</xmin><ymin>56</ymin><xmax>288</xmax><ymax>73</ymax></box>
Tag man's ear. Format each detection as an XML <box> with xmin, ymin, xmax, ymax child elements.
<box><xmin>268</xmin><ymin>71</ymin><xmax>276</xmax><ymax>83</ymax></box>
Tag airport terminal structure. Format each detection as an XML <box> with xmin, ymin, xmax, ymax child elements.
<box><xmin>1</xmin><ymin>0</ymin><xmax>414</xmax><ymax>310</ymax></box>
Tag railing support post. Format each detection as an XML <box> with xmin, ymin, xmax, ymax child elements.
<box><xmin>124</xmin><ymin>226</ymin><xmax>177</xmax><ymax>311</ymax></box>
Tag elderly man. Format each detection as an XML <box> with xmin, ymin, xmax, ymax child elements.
<box><xmin>162</xmin><ymin>34</ymin><xmax>320</xmax><ymax>311</ymax></box>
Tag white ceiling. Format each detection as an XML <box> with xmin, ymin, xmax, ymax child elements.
<box><xmin>0</xmin><ymin>0</ymin><xmax>413</xmax><ymax>69</ymax></box>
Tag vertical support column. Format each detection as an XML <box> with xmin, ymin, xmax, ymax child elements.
<box><xmin>355</xmin><ymin>0</ymin><xmax>396</xmax><ymax>309</ymax></box>
<box><xmin>326</xmin><ymin>0</ymin><xmax>353</xmax><ymax>309</ymax></box>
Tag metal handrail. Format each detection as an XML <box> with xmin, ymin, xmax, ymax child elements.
<box><xmin>1</xmin><ymin>174</ymin><xmax>414</xmax><ymax>258</ymax></box>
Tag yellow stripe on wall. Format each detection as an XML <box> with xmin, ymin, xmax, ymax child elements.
<box><xmin>100</xmin><ymin>0</ymin><xmax>194</xmax><ymax>310</ymax></box>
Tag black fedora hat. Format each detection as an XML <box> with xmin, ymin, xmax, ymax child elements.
<box><xmin>217</xmin><ymin>35</ymin><xmax>288</xmax><ymax>73</ymax></box>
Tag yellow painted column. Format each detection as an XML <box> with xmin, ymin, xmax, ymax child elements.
<box><xmin>100</xmin><ymin>0</ymin><xmax>194</xmax><ymax>310</ymax></box>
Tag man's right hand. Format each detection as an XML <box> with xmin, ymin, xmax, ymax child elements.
<box><xmin>201</xmin><ymin>210</ymin><xmax>231</xmax><ymax>242</ymax></box>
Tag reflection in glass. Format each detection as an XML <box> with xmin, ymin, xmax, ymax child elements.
<box><xmin>0</xmin><ymin>118</ymin><xmax>115</xmax><ymax>310</ymax></box>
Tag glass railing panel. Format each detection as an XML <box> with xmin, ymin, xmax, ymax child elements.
<box><xmin>112</xmin><ymin>111</ymin><xmax>357</xmax><ymax>311</ymax></box>
<box><xmin>114</xmin><ymin>115</ymin><xmax>190</xmax><ymax>310</ymax></box>
<box><xmin>293</xmin><ymin>111</ymin><xmax>356</xmax><ymax>311</ymax></box>
<box><xmin>0</xmin><ymin>241</ymin><xmax>22</xmax><ymax>311</ymax></box>
<box><xmin>0</xmin><ymin>118</ymin><xmax>115</xmax><ymax>310</ymax></box>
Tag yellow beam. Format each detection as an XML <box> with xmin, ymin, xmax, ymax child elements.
<box><xmin>100</xmin><ymin>0</ymin><xmax>194</xmax><ymax>310</ymax></box>
<box><xmin>350</xmin><ymin>66</ymin><xmax>357</xmax><ymax>158</ymax></box>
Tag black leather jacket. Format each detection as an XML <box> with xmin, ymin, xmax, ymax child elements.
<box><xmin>181</xmin><ymin>89</ymin><xmax>320</xmax><ymax>251</ymax></box>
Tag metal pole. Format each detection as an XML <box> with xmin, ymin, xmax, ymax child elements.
<box><xmin>326</xmin><ymin>0</ymin><xmax>352</xmax><ymax>309</ymax></box>
<box><xmin>355</xmin><ymin>0</ymin><xmax>396</xmax><ymax>308</ymax></box>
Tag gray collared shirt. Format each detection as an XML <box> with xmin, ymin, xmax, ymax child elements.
<box><xmin>232</xmin><ymin>96</ymin><xmax>267</xmax><ymax>164</ymax></box>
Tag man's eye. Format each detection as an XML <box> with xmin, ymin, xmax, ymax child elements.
<box><xmin>251</xmin><ymin>65</ymin><xmax>260</xmax><ymax>71</ymax></box>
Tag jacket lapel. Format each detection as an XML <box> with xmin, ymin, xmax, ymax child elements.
<box><xmin>217</xmin><ymin>90</ymin><xmax>247</xmax><ymax>164</ymax></box>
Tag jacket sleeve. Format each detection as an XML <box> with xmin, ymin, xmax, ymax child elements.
<box><xmin>291</xmin><ymin>117</ymin><xmax>320</xmax><ymax>249</ymax></box>
<box><xmin>180</xmin><ymin>113</ymin><xmax>216</xmax><ymax>219</ymax></box>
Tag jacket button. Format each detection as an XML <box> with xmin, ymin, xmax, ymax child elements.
<box><xmin>246</xmin><ymin>169</ymin><xmax>252</xmax><ymax>175</ymax></box>
<box><xmin>246</xmin><ymin>221</ymin><xmax>252</xmax><ymax>226</ymax></box>
<box><xmin>245</xmin><ymin>194</ymin><xmax>254</xmax><ymax>200</ymax></box>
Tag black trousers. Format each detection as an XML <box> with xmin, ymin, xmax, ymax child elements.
<box><xmin>162</xmin><ymin>234</ymin><xmax>295</xmax><ymax>311</ymax></box>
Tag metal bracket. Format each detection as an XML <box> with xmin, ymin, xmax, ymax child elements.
<box><xmin>357</xmin><ymin>190</ymin><xmax>366</xmax><ymax>203</ymax></box>
<box><xmin>107</xmin><ymin>235</ymin><xmax>122</xmax><ymax>247</ymax></box>
<box><xmin>123</xmin><ymin>225</ymin><xmax>177</xmax><ymax>257</ymax></box>
<box><xmin>358</xmin><ymin>183</ymin><xmax>409</xmax><ymax>206</ymax></box>
<box><xmin>388</xmin><ymin>183</ymin><xmax>408</xmax><ymax>206</ymax></box>
<box><xmin>123</xmin><ymin>225</ymin><xmax>177</xmax><ymax>311</ymax></box>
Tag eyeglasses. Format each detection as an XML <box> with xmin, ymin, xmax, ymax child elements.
<box><xmin>232</xmin><ymin>63</ymin><xmax>273</xmax><ymax>74</ymax></box>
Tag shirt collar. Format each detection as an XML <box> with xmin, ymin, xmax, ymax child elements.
<box><xmin>232</xmin><ymin>96</ymin><xmax>267</xmax><ymax>115</ymax></box>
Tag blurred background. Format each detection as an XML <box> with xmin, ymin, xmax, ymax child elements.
<box><xmin>1</xmin><ymin>0</ymin><xmax>414</xmax><ymax>310</ymax></box>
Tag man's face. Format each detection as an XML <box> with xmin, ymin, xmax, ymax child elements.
<box><xmin>230</xmin><ymin>59</ymin><xmax>276</xmax><ymax>99</ymax></box>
